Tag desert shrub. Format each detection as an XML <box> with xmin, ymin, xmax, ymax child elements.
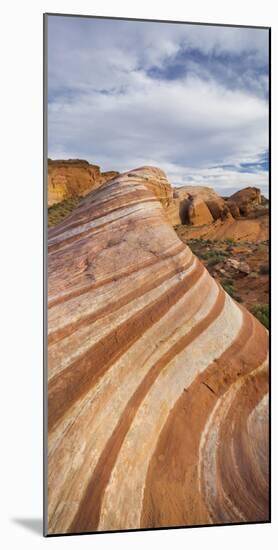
<box><xmin>198</xmin><ymin>252</ymin><xmax>209</xmax><ymax>260</ymax></box>
<box><xmin>256</xmin><ymin>243</ymin><xmax>266</xmax><ymax>251</ymax></box>
<box><xmin>251</xmin><ymin>304</ymin><xmax>269</xmax><ymax>329</ymax></box>
<box><xmin>259</xmin><ymin>264</ymin><xmax>269</xmax><ymax>275</ymax></box>
<box><xmin>207</xmin><ymin>257</ymin><xmax>221</xmax><ymax>266</ymax></box>
<box><xmin>222</xmin><ymin>282</ymin><xmax>242</xmax><ymax>303</ymax></box>
<box><xmin>222</xmin><ymin>283</ymin><xmax>235</xmax><ymax>296</ymax></box>
<box><xmin>223</xmin><ymin>278</ymin><xmax>234</xmax><ymax>286</ymax></box>
<box><xmin>218</xmin><ymin>250</ymin><xmax>229</xmax><ymax>257</ymax></box>
<box><xmin>207</xmin><ymin>251</ymin><xmax>226</xmax><ymax>258</ymax></box>
<box><xmin>206</xmin><ymin>251</ymin><xmax>229</xmax><ymax>266</ymax></box>
<box><xmin>48</xmin><ymin>196</ymin><xmax>81</xmax><ymax>226</ymax></box>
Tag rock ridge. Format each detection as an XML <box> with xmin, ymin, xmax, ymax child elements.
<box><xmin>47</xmin><ymin>166</ymin><xmax>269</xmax><ymax>534</ymax></box>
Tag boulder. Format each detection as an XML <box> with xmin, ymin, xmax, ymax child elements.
<box><xmin>226</xmin><ymin>258</ymin><xmax>241</xmax><ymax>269</ymax></box>
<box><xmin>226</xmin><ymin>258</ymin><xmax>250</xmax><ymax>274</ymax></box>
<box><xmin>186</xmin><ymin>196</ymin><xmax>214</xmax><ymax>225</ymax></box>
<box><xmin>238</xmin><ymin>262</ymin><xmax>251</xmax><ymax>274</ymax></box>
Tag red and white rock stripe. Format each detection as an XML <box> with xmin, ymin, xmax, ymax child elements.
<box><xmin>47</xmin><ymin>167</ymin><xmax>269</xmax><ymax>534</ymax></box>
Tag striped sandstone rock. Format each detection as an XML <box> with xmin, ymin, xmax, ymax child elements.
<box><xmin>47</xmin><ymin>166</ymin><xmax>269</xmax><ymax>534</ymax></box>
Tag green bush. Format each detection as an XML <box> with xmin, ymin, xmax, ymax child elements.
<box><xmin>223</xmin><ymin>278</ymin><xmax>234</xmax><ymax>286</ymax></box>
<box><xmin>222</xmin><ymin>282</ymin><xmax>242</xmax><ymax>303</ymax></box>
<box><xmin>48</xmin><ymin>196</ymin><xmax>81</xmax><ymax>226</ymax></box>
<box><xmin>206</xmin><ymin>252</ymin><xmax>228</xmax><ymax>266</ymax></box>
<box><xmin>222</xmin><ymin>282</ymin><xmax>234</xmax><ymax>295</ymax></box>
<box><xmin>207</xmin><ymin>257</ymin><xmax>221</xmax><ymax>267</ymax></box>
<box><xmin>251</xmin><ymin>304</ymin><xmax>269</xmax><ymax>329</ymax></box>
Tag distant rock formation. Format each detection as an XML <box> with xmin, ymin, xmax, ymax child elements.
<box><xmin>48</xmin><ymin>159</ymin><xmax>119</xmax><ymax>206</ymax></box>
<box><xmin>47</xmin><ymin>166</ymin><xmax>269</xmax><ymax>534</ymax></box>
<box><xmin>47</xmin><ymin>160</ymin><xmax>268</xmax><ymax>241</ymax></box>
<box><xmin>165</xmin><ymin>185</ymin><xmax>233</xmax><ymax>226</ymax></box>
<box><xmin>229</xmin><ymin>187</ymin><xmax>262</xmax><ymax>216</ymax></box>
<box><xmin>225</xmin><ymin>199</ymin><xmax>241</xmax><ymax>219</ymax></box>
<box><xmin>165</xmin><ymin>185</ymin><xmax>266</xmax><ymax>227</ymax></box>
<box><xmin>185</xmin><ymin>195</ymin><xmax>214</xmax><ymax>225</ymax></box>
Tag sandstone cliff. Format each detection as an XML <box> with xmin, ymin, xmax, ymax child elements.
<box><xmin>47</xmin><ymin>167</ymin><xmax>269</xmax><ymax>534</ymax></box>
<box><xmin>48</xmin><ymin>159</ymin><xmax>119</xmax><ymax>206</ymax></box>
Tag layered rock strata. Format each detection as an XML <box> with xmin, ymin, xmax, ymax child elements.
<box><xmin>47</xmin><ymin>166</ymin><xmax>269</xmax><ymax>534</ymax></box>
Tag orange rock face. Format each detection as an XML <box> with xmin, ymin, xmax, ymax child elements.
<box><xmin>229</xmin><ymin>186</ymin><xmax>262</xmax><ymax>215</ymax></box>
<box><xmin>47</xmin><ymin>167</ymin><xmax>269</xmax><ymax>535</ymax></box>
<box><xmin>226</xmin><ymin>199</ymin><xmax>241</xmax><ymax>219</ymax></box>
<box><xmin>48</xmin><ymin>159</ymin><xmax>119</xmax><ymax>206</ymax></box>
<box><xmin>165</xmin><ymin>185</ymin><xmax>232</xmax><ymax>225</ymax></box>
<box><xmin>100</xmin><ymin>171</ymin><xmax>120</xmax><ymax>185</ymax></box>
<box><xmin>186</xmin><ymin>195</ymin><xmax>214</xmax><ymax>225</ymax></box>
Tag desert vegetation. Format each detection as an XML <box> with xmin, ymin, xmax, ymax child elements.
<box><xmin>48</xmin><ymin>197</ymin><xmax>82</xmax><ymax>226</ymax></box>
<box><xmin>174</xmin><ymin>235</ymin><xmax>269</xmax><ymax>320</ymax></box>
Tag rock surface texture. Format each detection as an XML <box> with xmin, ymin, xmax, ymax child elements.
<box><xmin>229</xmin><ymin>187</ymin><xmax>262</xmax><ymax>216</ymax></box>
<box><xmin>165</xmin><ymin>185</ymin><xmax>233</xmax><ymax>226</ymax></box>
<box><xmin>47</xmin><ymin>167</ymin><xmax>269</xmax><ymax>534</ymax></box>
<box><xmin>48</xmin><ymin>159</ymin><xmax>119</xmax><ymax>206</ymax></box>
<box><xmin>186</xmin><ymin>195</ymin><xmax>214</xmax><ymax>226</ymax></box>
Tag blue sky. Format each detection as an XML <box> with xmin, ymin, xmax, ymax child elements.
<box><xmin>47</xmin><ymin>16</ymin><xmax>269</xmax><ymax>196</ymax></box>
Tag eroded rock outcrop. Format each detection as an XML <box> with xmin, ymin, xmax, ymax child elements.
<box><xmin>48</xmin><ymin>159</ymin><xmax>119</xmax><ymax>206</ymax></box>
<box><xmin>226</xmin><ymin>199</ymin><xmax>241</xmax><ymax>219</ymax></box>
<box><xmin>100</xmin><ymin>171</ymin><xmax>120</xmax><ymax>185</ymax></box>
<box><xmin>186</xmin><ymin>195</ymin><xmax>214</xmax><ymax>225</ymax></box>
<box><xmin>47</xmin><ymin>167</ymin><xmax>269</xmax><ymax>535</ymax></box>
<box><xmin>165</xmin><ymin>185</ymin><xmax>232</xmax><ymax>226</ymax></box>
<box><xmin>229</xmin><ymin>187</ymin><xmax>262</xmax><ymax>216</ymax></box>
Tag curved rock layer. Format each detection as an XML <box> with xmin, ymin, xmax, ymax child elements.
<box><xmin>47</xmin><ymin>167</ymin><xmax>269</xmax><ymax>535</ymax></box>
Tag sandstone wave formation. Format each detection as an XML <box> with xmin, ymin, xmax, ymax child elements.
<box><xmin>47</xmin><ymin>167</ymin><xmax>269</xmax><ymax>535</ymax></box>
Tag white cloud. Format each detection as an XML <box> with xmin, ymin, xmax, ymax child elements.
<box><xmin>47</xmin><ymin>16</ymin><xmax>269</xmax><ymax>195</ymax></box>
<box><xmin>158</xmin><ymin>162</ymin><xmax>269</xmax><ymax>197</ymax></box>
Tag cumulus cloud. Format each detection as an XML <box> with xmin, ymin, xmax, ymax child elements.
<box><xmin>47</xmin><ymin>16</ymin><xmax>269</xmax><ymax>195</ymax></box>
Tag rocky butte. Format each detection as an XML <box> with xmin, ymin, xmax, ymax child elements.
<box><xmin>48</xmin><ymin>158</ymin><xmax>119</xmax><ymax>206</ymax></box>
<box><xmin>47</xmin><ymin>166</ymin><xmax>269</xmax><ymax>534</ymax></box>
